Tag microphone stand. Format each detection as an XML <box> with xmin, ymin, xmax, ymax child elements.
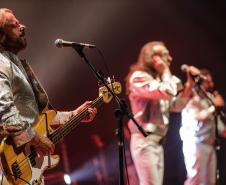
<box><xmin>194</xmin><ymin>78</ymin><xmax>225</xmax><ymax>185</ymax></box>
<box><xmin>73</xmin><ymin>46</ymin><xmax>149</xmax><ymax>185</ymax></box>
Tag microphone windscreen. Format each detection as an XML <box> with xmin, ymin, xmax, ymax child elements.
<box><xmin>54</xmin><ymin>39</ymin><xmax>63</xmax><ymax>48</ymax></box>
<box><xmin>180</xmin><ymin>64</ymin><xmax>188</xmax><ymax>72</ymax></box>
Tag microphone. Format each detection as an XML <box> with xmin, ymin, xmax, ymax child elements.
<box><xmin>181</xmin><ymin>64</ymin><xmax>207</xmax><ymax>81</ymax></box>
<box><xmin>54</xmin><ymin>39</ymin><xmax>96</xmax><ymax>49</ymax></box>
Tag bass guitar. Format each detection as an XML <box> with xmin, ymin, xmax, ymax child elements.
<box><xmin>0</xmin><ymin>82</ymin><xmax>121</xmax><ymax>185</ymax></box>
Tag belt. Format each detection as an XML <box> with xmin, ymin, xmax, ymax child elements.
<box><xmin>147</xmin><ymin>132</ymin><xmax>165</xmax><ymax>145</ymax></box>
<box><xmin>129</xmin><ymin>122</ymin><xmax>167</xmax><ymax>136</ymax></box>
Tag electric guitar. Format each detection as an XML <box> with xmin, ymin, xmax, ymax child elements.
<box><xmin>0</xmin><ymin>82</ymin><xmax>121</xmax><ymax>185</ymax></box>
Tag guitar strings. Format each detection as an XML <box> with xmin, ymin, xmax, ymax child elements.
<box><xmin>14</xmin><ymin>96</ymin><xmax>103</xmax><ymax>175</ymax></box>
<box><xmin>50</xmin><ymin>96</ymin><xmax>103</xmax><ymax>143</ymax></box>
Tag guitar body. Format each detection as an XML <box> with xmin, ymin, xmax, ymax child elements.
<box><xmin>0</xmin><ymin>110</ymin><xmax>60</xmax><ymax>185</ymax></box>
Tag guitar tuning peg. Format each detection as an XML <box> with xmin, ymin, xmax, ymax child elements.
<box><xmin>106</xmin><ymin>77</ymin><xmax>112</xmax><ymax>84</ymax></box>
<box><xmin>112</xmin><ymin>75</ymin><xmax>115</xmax><ymax>82</ymax></box>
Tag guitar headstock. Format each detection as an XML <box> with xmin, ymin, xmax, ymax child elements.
<box><xmin>99</xmin><ymin>82</ymin><xmax>122</xmax><ymax>103</ymax></box>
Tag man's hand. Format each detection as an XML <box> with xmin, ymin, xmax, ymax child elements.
<box><xmin>185</xmin><ymin>67</ymin><xmax>196</xmax><ymax>88</ymax></box>
<box><xmin>213</xmin><ymin>91</ymin><xmax>225</xmax><ymax>107</ymax></box>
<box><xmin>73</xmin><ymin>101</ymin><xmax>97</xmax><ymax>123</ymax></box>
<box><xmin>152</xmin><ymin>55</ymin><xmax>171</xmax><ymax>76</ymax></box>
<box><xmin>30</xmin><ymin>133</ymin><xmax>55</xmax><ymax>156</ymax></box>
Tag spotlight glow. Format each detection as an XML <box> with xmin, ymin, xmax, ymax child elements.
<box><xmin>64</xmin><ymin>174</ymin><xmax>71</xmax><ymax>185</ymax></box>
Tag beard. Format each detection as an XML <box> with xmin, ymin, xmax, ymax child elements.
<box><xmin>2</xmin><ymin>34</ymin><xmax>27</xmax><ymax>53</ymax></box>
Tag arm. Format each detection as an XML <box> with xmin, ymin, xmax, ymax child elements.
<box><xmin>170</xmin><ymin>68</ymin><xmax>195</xmax><ymax>112</ymax></box>
<box><xmin>129</xmin><ymin>70</ymin><xmax>178</xmax><ymax>100</ymax></box>
<box><xmin>195</xmin><ymin>91</ymin><xmax>225</xmax><ymax>121</ymax></box>
<box><xmin>0</xmin><ymin>59</ymin><xmax>54</xmax><ymax>155</ymax></box>
<box><xmin>0</xmin><ymin>60</ymin><xmax>36</xmax><ymax>147</ymax></box>
<box><xmin>51</xmin><ymin>101</ymin><xmax>97</xmax><ymax>128</ymax></box>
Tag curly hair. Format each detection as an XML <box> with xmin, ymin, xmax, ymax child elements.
<box><xmin>0</xmin><ymin>8</ymin><xmax>13</xmax><ymax>45</ymax></box>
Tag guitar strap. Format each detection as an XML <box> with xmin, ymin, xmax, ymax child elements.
<box><xmin>2</xmin><ymin>51</ymin><xmax>50</xmax><ymax>113</ymax></box>
<box><xmin>20</xmin><ymin>59</ymin><xmax>49</xmax><ymax>113</ymax></box>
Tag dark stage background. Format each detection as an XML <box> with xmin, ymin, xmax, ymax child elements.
<box><xmin>1</xmin><ymin>1</ymin><xmax>226</xmax><ymax>185</ymax></box>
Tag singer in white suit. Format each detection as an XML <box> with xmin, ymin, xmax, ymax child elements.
<box><xmin>125</xmin><ymin>41</ymin><xmax>195</xmax><ymax>185</ymax></box>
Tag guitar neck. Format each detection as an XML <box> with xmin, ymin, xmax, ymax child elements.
<box><xmin>49</xmin><ymin>96</ymin><xmax>103</xmax><ymax>144</ymax></box>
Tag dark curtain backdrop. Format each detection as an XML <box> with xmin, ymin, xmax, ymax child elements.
<box><xmin>1</xmin><ymin>1</ymin><xmax>226</xmax><ymax>185</ymax></box>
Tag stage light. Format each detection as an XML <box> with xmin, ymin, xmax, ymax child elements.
<box><xmin>64</xmin><ymin>174</ymin><xmax>72</xmax><ymax>185</ymax></box>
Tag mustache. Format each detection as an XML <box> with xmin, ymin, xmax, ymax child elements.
<box><xmin>20</xmin><ymin>31</ymin><xmax>25</xmax><ymax>37</ymax></box>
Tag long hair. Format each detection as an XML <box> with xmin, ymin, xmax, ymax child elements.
<box><xmin>125</xmin><ymin>41</ymin><xmax>165</xmax><ymax>95</ymax></box>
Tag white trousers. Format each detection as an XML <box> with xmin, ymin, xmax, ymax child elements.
<box><xmin>182</xmin><ymin>142</ymin><xmax>216</xmax><ymax>185</ymax></box>
<box><xmin>130</xmin><ymin>134</ymin><xmax>164</xmax><ymax>185</ymax></box>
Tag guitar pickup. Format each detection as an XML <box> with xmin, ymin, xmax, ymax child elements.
<box><xmin>29</xmin><ymin>146</ymin><xmax>37</xmax><ymax>167</ymax></box>
<box><xmin>11</xmin><ymin>161</ymin><xmax>22</xmax><ymax>179</ymax></box>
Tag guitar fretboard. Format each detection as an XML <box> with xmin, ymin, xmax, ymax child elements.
<box><xmin>49</xmin><ymin>96</ymin><xmax>103</xmax><ymax>144</ymax></box>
